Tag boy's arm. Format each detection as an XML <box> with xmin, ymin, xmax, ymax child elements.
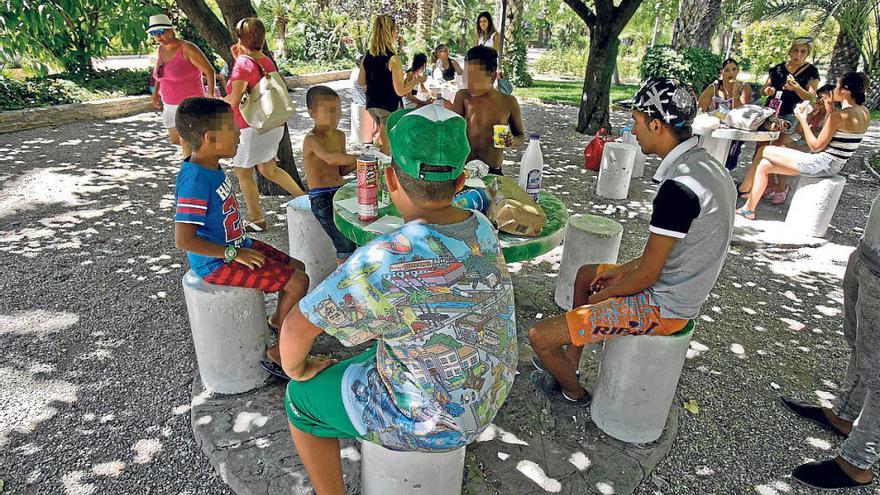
<box><xmin>337</xmin><ymin>130</ymin><xmax>357</xmax><ymax>176</ymax></box>
<box><xmin>506</xmin><ymin>96</ymin><xmax>526</xmax><ymax>148</ymax></box>
<box><xmin>279</xmin><ymin>307</ymin><xmax>336</xmax><ymax>381</ymax></box>
<box><xmin>304</xmin><ymin>134</ymin><xmax>357</xmax><ymax>168</ymax></box>
<box><xmin>451</xmin><ymin>89</ymin><xmax>467</xmax><ymax>117</ymax></box>
<box><xmin>588</xmin><ymin>233</ymin><xmax>676</xmax><ymax>304</ymax></box>
<box><xmin>174</xmin><ymin>223</ymin><xmax>265</xmax><ymax>268</ymax></box>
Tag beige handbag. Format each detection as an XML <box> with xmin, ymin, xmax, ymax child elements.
<box><xmin>238</xmin><ymin>55</ymin><xmax>295</xmax><ymax>133</ymax></box>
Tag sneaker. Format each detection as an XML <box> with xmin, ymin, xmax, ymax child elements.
<box><xmin>529</xmin><ymin>370</ymin><xmax>591</xmax><ymax>407</ymax></box>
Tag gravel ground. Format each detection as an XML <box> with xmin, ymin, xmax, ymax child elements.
<box><xmin>1</xmin><ymin>82</ymin><xmax>879</xmax><ymax>494</ymax></box>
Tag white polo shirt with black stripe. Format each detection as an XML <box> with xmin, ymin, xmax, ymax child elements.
<box><xmin>646</xmin><ymin>136</ymin><xmax>736</xmax><ymax>319</ymax></box>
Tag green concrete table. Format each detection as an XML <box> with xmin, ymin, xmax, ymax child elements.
<box><xmin>332</xmin><ymin>181</ymin><xmax>568</xmax><ymax>263</ymax></box>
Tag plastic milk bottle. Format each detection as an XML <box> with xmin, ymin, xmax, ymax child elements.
<box><xmin>518</xmin><ymin>134</ymin><xmax>544</xmax><ymax>201</ymax></box>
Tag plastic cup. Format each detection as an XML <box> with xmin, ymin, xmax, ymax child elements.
<box><xmin>493</xmin><ymin>124</ymin><xmax>510</xmax><ymax>149</ymax></box>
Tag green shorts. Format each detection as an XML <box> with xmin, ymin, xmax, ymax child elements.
<box><xmin>284</xmin><ymin>345</ymin><xmax>376</xmax><ymax>439</ymax></box>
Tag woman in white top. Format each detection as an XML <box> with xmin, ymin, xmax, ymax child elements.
<box><xmin>737</xmin><ymin>72</ymin><xmax>869</xmax><ymax>220</ymax></box>
<box><xmin>475</xmin><ymin>12</ymin><xmax>500</xmax><ymax>52</ymax></box>
<box><xmin>432</xmin><ymin>44</ymin><xmax>462</xmax><ymax>81</ymax></box>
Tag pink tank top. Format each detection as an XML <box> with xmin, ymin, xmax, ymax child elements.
<box><xmin>153</xmin><ymin>45</ymin><xmax>205</xmax><ymax>106</ymax></box>
<box><xmin>227</xmin><ymin>55</ymin><xmax>278</xmax><ymax>130</ymax></box>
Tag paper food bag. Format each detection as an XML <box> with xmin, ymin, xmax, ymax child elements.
<box><xmin>486</xmin><ymin>176</ymin><xmax>546</xmax><ymax>237</ymax></box>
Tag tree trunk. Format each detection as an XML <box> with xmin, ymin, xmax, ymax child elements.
<box><xmin>176</xmin><ymin>0</ymin><xmax>236</xmax><ymax>65</ymax></box>
<box><xmin>867</xmin><ymin>70</ymin><xmax>880</xmax><ymax>110</ymax></box>
<box><xmin>828</xmin><ymin>25</ymin><xmax>864</xmax><ymax>82</ymax></box>
<box><xmin>415</xmin><ymin>0</ymin><xmax>434</xmax><ymax>50</ymax></box>
<box><xmin>650</xmin><ymin>13</ymin><xmax>660</xmax><ymax>47</ymax></box>
<box><xmin>578</xmin><ymin>26</ymin><xmax>619</xmax><ymax>133</ymax></box>
<box><xmin>671</xmin><ymin>0</ymin><xmax>723</xmax><ymax>50</ymax></box>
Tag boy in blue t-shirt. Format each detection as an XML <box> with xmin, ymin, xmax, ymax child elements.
<box><xmin>279</xmin><ymin>106</ymin><xmax>517</xmax><ymax>492</ymax></box>
<box><xmin>173</xmin><ymin>97</ymin><xmax>309</xmax><ymax>375</ymax></box>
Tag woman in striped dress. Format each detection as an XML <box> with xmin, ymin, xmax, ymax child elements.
<box><xmin>737</xmin><ymin>72</ymin><xmax>869</xmax><ymax>220</ymax></box>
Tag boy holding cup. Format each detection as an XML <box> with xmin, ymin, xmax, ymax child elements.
<box><xmin>451</xmin><ymin>45</ymin><xmax>525</xmax><ymax>175</ymax></box>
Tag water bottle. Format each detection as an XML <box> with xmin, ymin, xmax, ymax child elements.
<box><xmin>518</xmin><ymin>134</ymin><xmax>544</xmax><ymax>202</ymax></box>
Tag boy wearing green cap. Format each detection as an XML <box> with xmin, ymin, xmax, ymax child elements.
<box><xmin>279</xmin><ymin>105</ymin><xmax>517</xmax><ymax>493</ymax></box>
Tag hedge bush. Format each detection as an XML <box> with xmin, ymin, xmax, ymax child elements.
<box><xmin>0</xmin><ymin>68</ymin><xmax>150</xmax><ymax>111</ymax></box>
<box><xmin>639</xmin><ymin>45</ymin><xmax>721</xmax><ymax>94</ymax></box>
<box><xmin>533</xmin><ymin>48</ymin><xmax>641</xmax><ymax>82</ymax></box>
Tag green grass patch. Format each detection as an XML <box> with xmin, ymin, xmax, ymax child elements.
<box><xmin>278</xmin><ymin>60</ymin><xmax>351</xmax><ymax>76</ymax></box>
<box><xmin>514</xmin><ymin>80</ymin><xmax>639</xmax><ymax>107</ymax></box>
<box><xmin>872</xmin><ymin>110</ymin><xmax>880</xmax><ymax>122</ymax></box>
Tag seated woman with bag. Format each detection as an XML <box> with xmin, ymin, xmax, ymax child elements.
<box><xmin>736</xmin><ymin>72</ymin><xmax>869</xmax><ymax>220</ymax></box>
<box><xmin>224</xmin><ymin>18</ymin><xmax>304</xmax><ymax>232</ymax></box>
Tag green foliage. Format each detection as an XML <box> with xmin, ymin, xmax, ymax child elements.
<box><xmin>640</xmin><ymin>45</ymin><xmax>721</xmax><ymax>92</ymax></box>
<box><xmin>0</xmin><ymin>0</ymin><xmax>159</xmax><ymax>74</ymax></box>
<box><xmin>426</xmin><ymin>0</ymin><xmax>493</xmax><ymax>56</ymax></box>
<box><xmin>533</xmin><ymin>49</ymin><xmax>588</xmax><ymax>77</ymax></box>
<box><xmin>522</xmin><ymin>0</ymin><xmax>589</xmax><ymax>50</ymax></box>
<box><xmin>513</xmin><ymin>80</ymin><xmax>639</xmax><ymax>106</ymax></box>
<box><xmin>276</xmin><ymin>60</ymin><xmax>352</xmax><ymax>76</ymax></box>
<box><xmin>0</xmin><ymin>69</ymin><xmax>150</xmax><ymax>111</ymax></box>
<box><xmin>739</xmin><ymin>15</ymin><xmax>838</xmax><ymax>74</ymax></box>
<box><xmin>503</xmin><ymin>19</ymin><xmax>533</xmax><ymax>87</ymax></box>
<box><xmin>282</xmin><ymin>11</ymin><xmax>353</xmax><ymax>63</ymax></box>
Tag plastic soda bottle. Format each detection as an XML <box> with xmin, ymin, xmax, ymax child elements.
<box><xmin>518</xmin><ymin>134</ymin><xmax>544</xmax><ymax>201</ymax></box>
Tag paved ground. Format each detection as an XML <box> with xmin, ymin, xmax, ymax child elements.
<box><xmin>2</xmin><ymin>78</ymin><xmax>880</xmax><ymax>494</ymax></box>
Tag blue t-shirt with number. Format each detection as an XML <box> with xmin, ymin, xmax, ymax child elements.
<box><xmin>174</xmin><ymin>161</ymin><xmax>251</xmax><ymax>276</ymax></box>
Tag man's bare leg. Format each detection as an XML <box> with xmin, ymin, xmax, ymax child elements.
<box><xmin>528</xmin><ymin>315</ymin><xmax>587</xmax><ymax>400</ymax></box>
<box><xmin>288</xmin><ymin>422</ymin><xmax>345</xmax><ymax>495</ymax></box>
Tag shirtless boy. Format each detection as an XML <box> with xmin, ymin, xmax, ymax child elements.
<box><xmin>302</xmin><ymin>85</ymin><xmax>358</xmax><ymax>263</ymax></box>
<box><xmin>451</xmin><ymin>45</ymin><xmax>524</xmax><ymax>175</ymax></box>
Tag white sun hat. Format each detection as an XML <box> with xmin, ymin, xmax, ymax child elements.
<box><xmin>146</xmin><ymin>14</ymin><xmax>173</xmax><ymax>35</ymax></box>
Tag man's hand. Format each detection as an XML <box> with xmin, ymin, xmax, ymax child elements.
<box><xmin>289</xmin><ymin>356</ymin><xmax>337</xmax><ymax>382</ymax></box>
<box><xmin>590</xmin><ymin>268</ymin><xmax>623</xmax><ymax>293</ymax></box>
<box><xmin>234</xmin><ymin>248</ymin><xmax>265</xmax><ymax>269</ymax></box>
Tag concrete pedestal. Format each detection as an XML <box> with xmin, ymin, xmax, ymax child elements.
<box><xmin>596</xmin><ymin>142</ymin><xmax>638</xmax><ymax>200</ymax></box>
<box><xmin>286</xmin><ymin>195</ymin><xmax>338</xmax><ymax>290</ymax></box>
<box><xmin>554</xmin><ymin>214</ymin><xmax>622</xmax><ymax>309</ymax></box>
<box><xmin>351</xmin><ymin>103</ymin><xmax>375</xmax><ymax>145</ymax></box>
<box><xmin>361</xmin><ymin>441</ymin><xmax>465</xmax><ymax>495</ymax></box>
<box><xmin>182</xmin><ymin>271</ymin><xmax>269</xmax><ymax>394</ymax></box>
<box><xmin>591</xmin><ymin>321</ymin><xmax>694</xmax><ymax>443</ymax></box>
<box><xmin>784</xmin><ymin>175</ymin><xmax>846</xmax><ymax>238</ymax></box>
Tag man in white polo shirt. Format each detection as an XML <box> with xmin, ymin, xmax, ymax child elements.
<box><xmin>529</xmin><ymin>78</ymin><xmax>736</xmax><ymax>406</ymax></box>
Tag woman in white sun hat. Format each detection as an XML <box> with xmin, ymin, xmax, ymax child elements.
<box><xmin>148</xmin><ymin>14</ymin><xmax>215</xmax><ymax>157</ymax></box>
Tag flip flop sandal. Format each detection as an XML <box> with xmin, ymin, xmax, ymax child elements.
<box><xmin>736</xmin><ymin>207</ymin><xmax>755</xmax><ymax>220</ymax></box>
<box><xmin>260</xmin><ymin>360</ymin><xmax>289</xmax><ymax>381</ymax></box>
<box><xmin>529</xmin><ymin>370</ymin><xmax>591</xmax><ymax>407</ymax></box>
<box><xmin>244</xmin><ymin>219</ymin><xmax>268</xmax><ymax>233</ymax></box>
<box><xmin>770</xmin><ymin>186</ymin><xmax>790</xmax><ymax>205</ymax></box>
<box><xmin>792</xmin><ymin>459</ymin><xmax>872</xmax><ymax>490</ymax></box>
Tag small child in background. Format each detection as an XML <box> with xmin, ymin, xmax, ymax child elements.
<box><xmin>302</xmin><ymin>85</ymin><xmax>358</xmax><ymax>264</ymax></box>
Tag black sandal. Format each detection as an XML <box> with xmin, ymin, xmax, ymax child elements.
<box><xmin>260</xmin><ymin>360</ymin><xmax>289</xmax><ymax>381</ymax></box>
<box><xmin>792</xmin><ymin>459</ymin><xmax>872</xmax><ymax>490</ymax></box>
<box><xmin>779</xmin><ymin>396</ymin><xmax>848</xmax><ymax>437</ymax></box>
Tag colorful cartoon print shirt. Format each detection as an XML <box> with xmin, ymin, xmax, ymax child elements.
<box><xmin>174</xmin><ymin>161</ymin><xmax>251</xmax><ymax>276</ymax></box>
<box><xmin>299</xmin><ymin>212</ymin><xmax>517</xmax><ymax>451</ymax></box>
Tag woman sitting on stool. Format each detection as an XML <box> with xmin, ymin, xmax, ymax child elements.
<box><xmin>736</xmin><ymin>72</ymin><xmax>869</xmax><ymax>221</ymax></box>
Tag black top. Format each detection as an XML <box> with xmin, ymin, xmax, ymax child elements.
<box><xmin>765</xmin><ymin>62</ymin><xmax>820</xmax><ymax>117</ymax></box>
<box><xmin>441</xmin><ymin>61</ymin><xmax>456</xmax><ymax>81</ymax></box>
<box><xmin>364</xmin><ymin>52</ymin><xmax>401</xmax><ymax>113</ymax></box>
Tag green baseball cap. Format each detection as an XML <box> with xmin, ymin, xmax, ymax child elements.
<box><xmin>386</xmin><ymin>106</ymin><xmax>470</xmax><ymax>181</ymax></box>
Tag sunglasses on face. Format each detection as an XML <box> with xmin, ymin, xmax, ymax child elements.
<box><xmin>149</xmin><ymin>29</ymin><xmax>167</xmax><ymax>37</ymax></box>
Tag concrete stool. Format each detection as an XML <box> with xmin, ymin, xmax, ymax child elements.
<box><xmin>361</xmin><ymin>441</ymin><xmax>466</xmax><ymax>495</ymax></box>
<box><xmin>784</xmin><ymin>175</ymin><xmax>846</xmax><ymax>237</ymax></box>
<box><xmin>591</xmin><ymin>320</ymin><xmax>695</xmax><ymax>443</ymax></box>
<box><xmin>631</xmin><ymin>146</ymin><xmax>646</xmax><ymax>179</ymax></box>
<box><xmin>596</xmin><ymin>142</ymin><xmax>638</xmax><ymax>200</ymax></box>
<box><xmin>554</xmin><ymin>214</ymin><xmax>622</xmax><ymax>309</ymax></box>
<box><xmin>351</xmin><ymin>103</ymin><xmax>375</xmax><ymax>145</ymax></box>
<box><xmin>182</xmin><ymin>270</ymin><xmax>269</xmax><ymax>394</ymax></box>
<box><xmin>287</xmin><ymin>195</ymin><xmax>338</xmax><ymax>290</ymax></box>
